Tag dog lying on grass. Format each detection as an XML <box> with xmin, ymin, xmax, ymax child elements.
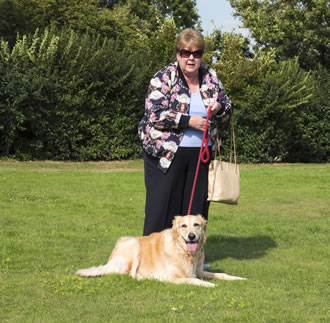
<box><xmin>76</xmin><ymin>215</ymin><xmax>246</xmax><ymax>287</ymax></box>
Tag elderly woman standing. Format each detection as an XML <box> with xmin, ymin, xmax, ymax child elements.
<box><xmin>138</xmin><ymin>28</ymin><xmax>233</xmax><ymax>236</ymax></box>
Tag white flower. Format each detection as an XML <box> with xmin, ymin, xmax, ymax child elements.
<box><xmin>160</xmin><ymin>157</ymin><xmax>171</xmax><ymax>169</ymax></box>
<box><xmin>209</xmin><ymin>68</ymin><xmax>217</xmax><ymax>77</ymax></box>
<box><xmin>200</xmin><ymin>84</ymin><xmax>209</xmax><ymax>92</ymax></box>
<box><xmin>163</xmin><ymin>141</ymin><xmax>178</xmax><ymax>152</ymax></box>
<box><xmin>150</xmin><ymin>128</ymin><xmax>163</xmax><ymax>139</ymax></box>
<box><xmin>150</xmin><ymin>77</ymin><xmax>162</xmax><ymax>88</ymax></box>
<box><xmin>174</xmin><ymin>112</ymin><xmax>181</xmax><ymax>124</ymax></box>
<box><xmin>170</xmin><ymin>70</ymin><xmax>176</xmax><ymax>84</ymax></box>
<box><xmin>159</xmin><ymin>111</ymin><xmax>168</xmax><ymax>121</ymax></box>
<box><xmin>149</xmin><ymin>90</ymin><xmax>165</xmax><ymax>100</ymax></box>
<box><xmin>177</xmin><ymin>94</ymin><xmax>190</xmax><ymax>104</ymax></box>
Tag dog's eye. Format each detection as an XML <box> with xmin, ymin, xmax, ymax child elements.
<box><xmin>181</xmin><ymin>224</ymin><xmax>187</xmax><ymax>228</ymax></box>
<box><xmin>194</xmin><ymin>223</ymin><xmax>200</xmax><ymax>227</ymax></box>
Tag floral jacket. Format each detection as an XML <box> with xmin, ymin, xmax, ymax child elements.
<box><xmin>138</xmin><ymin>61</ymin><xmax>233</xmax><ymax>173</ymax></box>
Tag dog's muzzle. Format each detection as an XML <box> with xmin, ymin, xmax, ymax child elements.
<box><xmin>186</xmin><ymin>233</ymin><xmax>199</xmax><ymax>253</ymax></box>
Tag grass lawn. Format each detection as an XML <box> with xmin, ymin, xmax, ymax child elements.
<box><xmin>0</xmin><ymin>160</ymin><xmax>329</xmax><ymax>322</ymax></box>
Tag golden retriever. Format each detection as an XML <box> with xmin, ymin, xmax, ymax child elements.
<box><xmin>76</xmin><ymin>215</ymin><xmax>246</xmax><ymax>287</ymax></box>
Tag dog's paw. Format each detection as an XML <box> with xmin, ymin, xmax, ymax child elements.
<box><xmin>227</xmin><ymin>275</ymin><xmax>247</xmax><ymax>281</ymax></box>
<box><xmin>228</xmin><ymin>275</ymin><xmax>247</xmax><ymax>281</ymax></box>
<box><xmin>75</xmin><ymin>269</ymin><xmax>90</xmax><ymax>277</ymax></box>
<box><xmin>201</xmin><ymin>281</ymin><xmax>216</xmax><ymax>288</ymax></box>
<box><xmin>215</xmin><ymin>273</ymin><xmax>247</xmax><ymax>281</ymax></box>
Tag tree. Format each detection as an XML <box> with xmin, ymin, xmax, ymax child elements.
<box><xmin>233</xmin><ymin>58</ymin><xmax>316</xmax><ymax>163</ymax></box>
<box><xmin>203</xmin><ymin>28</ymin><xmax>327</xmax><ymax>162</ymax></box>
<box><xmin>14</xmin><ymin>0</ymin><xmax>100</xmax><ymax>34</ymax></box>
<box><xmin>98</xmin><ymin>0</ymin><xmax>117</xmax><ymax>8</ymax></box>
<box><xmin>0</xmin><ymin>0</ymin><xmax>26</xmax><ymax>46</ymax></box>
<box><xmin>155</xmin><ymin>0</ymin><xmax>200</xmax><ymax>29</ymax></box>
<box><xmin>204</xmin><ymin>29</ymin><xmax>275</xmax><ymax>105</ymax></box>
<box><xmin>101</xmin><ymin>0</ymin><xmax>200</xmax><ymax>29</ymax></box>
<box><xmin>229</xmin><ymin>0</ymin><xmax>330</xmax><ymax>70</ymax></box>
<box><xmin>148</xmin><ymin>17</ymin><xmax>178</xmax><ymax>71</ymax></box>
<box><xmin>0</xmin><ymin>26</ymin><xmax>152</xmax><ymax>159</ymax></box>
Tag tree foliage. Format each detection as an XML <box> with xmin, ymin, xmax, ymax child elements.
<box><xmin>204</xmin><ymin>31</ymin><xmax>274</xmax><ymax>99</ymax></box>
<box><xmin>205</xmin><ymin>28</ymin><xmax>328</xmax><ymax>163</ymax></box>
<box><xmin>0</xmin><ymin>0</ymin><xmax>27</xmax><ymax>47</ymax></box>
<box><xmin>98</xmin><ymin>0</ymin><xmax>200</xmax><ymax>29</ymax></box>
<box><xmin>235</xmin><ymin>58</ymin><xmax>314</xmax><ymax>162</ymax></box>
<box><xmin>0</xmin><ymin>0</ymin><xmax>328</xmax><ymax>162</ymax></box>
<box><xmin>230</xmin><ymin>0</ymin><xmax>330</xmax><ymax>70</ymax></box>
<box><xmin>0</xmin><ymin>27</ymin><xmax>151</xmax><ymax>160</ymax></box>
<box><xmin>148</xmin><ymin>17</ymin><xmax>177</xmax><ymax>71</ymax></box>
<box><xmin>155</xmin><ymin>0</ymin><xmax>200</xmax><ymax>30</ymax></box>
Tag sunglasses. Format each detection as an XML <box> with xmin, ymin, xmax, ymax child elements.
<box><xmin>179</xmin><ymin>49</ymin><xmax>203</xmax><ymax>59</ymax></box>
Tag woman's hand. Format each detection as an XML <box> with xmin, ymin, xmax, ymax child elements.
<box><xmin>209</xmin><ymin>100</ymin><xmax>221</xmax><ymax>116</ymax></box>
<box><xmin>188</xmin><ymin>100</ymin><xmax>221</xmax><ymax>131</ymax></box>
<box><xmin>188</xmin><ymin>116</ymin><xmax>211</xmax><ymax>132</ymax></box>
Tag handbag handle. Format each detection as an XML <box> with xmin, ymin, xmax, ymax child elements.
<box><xmin>214</xmin><ymin>133</ymin><xmax>221</xmax><ymax>161</ymax></box>
<box><xmin>215</xmin><ymin>117</ymin><xmax>238</xmax><ymax>172</ymax></box>
<box><xmin>230</xmin><ymin>117</ymin><xmax>237</xmax><ymax>166</ymax></box>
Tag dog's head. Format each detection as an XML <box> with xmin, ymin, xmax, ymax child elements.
<box><xmin>172</xmin><ymin>215</ymin><xmax>207</xmax><ymax>254</ymax></box>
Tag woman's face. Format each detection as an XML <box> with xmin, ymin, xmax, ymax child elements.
<box><xmin>176</xmin><ymin>47</ymin><xmax>203</xmax><ymax>79</ymax></box>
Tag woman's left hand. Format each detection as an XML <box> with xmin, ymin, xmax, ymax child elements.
<box><xmin>209</xmin><ymin>100</ymin><xmax>221</xmax><ymax>116</ymax></box>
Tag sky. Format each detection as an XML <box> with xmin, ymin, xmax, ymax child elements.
<box><xmin>195</xmin><ymin>0</ymin><xmax>250</xmax><ymax>37</ymax></box>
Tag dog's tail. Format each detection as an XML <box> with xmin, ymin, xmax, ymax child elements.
<box><xmin>75</xmin><ymin>258</ymin><xmax>129</xmax><ymax>277</ymax></box>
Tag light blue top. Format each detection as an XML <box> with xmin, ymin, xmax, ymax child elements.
<box><xmin>180</xmin><ymin>91</ymin><xmax>211</xmax><ymax>147</ymax></box>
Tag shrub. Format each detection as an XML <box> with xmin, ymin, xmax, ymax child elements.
<box><xmin>0</xmin><ymin>27</ymin><xmax>151</xmax><ymax>160</ymax></box>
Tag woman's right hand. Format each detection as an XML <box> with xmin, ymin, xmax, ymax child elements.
<box><xmin>188</xmin><ymin>116</ymin><xmax>211</xmax><ymax>132</ymax></box>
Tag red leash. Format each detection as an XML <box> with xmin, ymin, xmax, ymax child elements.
<box><xmin>187</xmin><ymin>106</ymin><xmax>212</xmax><ymax>215</ymax></box>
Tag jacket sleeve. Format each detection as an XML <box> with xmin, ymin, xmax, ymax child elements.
<box><xmin>144</xmin><ymin>70</ymin><xmax>189</xmax><ymax>130</ymax></box>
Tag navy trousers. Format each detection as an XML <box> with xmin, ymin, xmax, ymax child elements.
<box><xmin>143</xmin><ymin>146</ymin><xmax>211</xmax><ymax>236</ymax></box>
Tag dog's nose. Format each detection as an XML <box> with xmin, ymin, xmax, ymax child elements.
<box><xmin>188</xmin><ymin>233</ymin><xmax>196</xmax><ymax>241</ymax></box>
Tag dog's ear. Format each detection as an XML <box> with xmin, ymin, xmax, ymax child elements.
<box><xmin>172</xmin><ymin>215</ymin><xmax>181</xmax><ymax>228</ymax></box>
<box><xmin>202</xmin><ymin>218</ymin><xmax>208</xmax><ymax>231</ymax></box>
<box><xmin>196</xmin><ymin>214</ymin><xmax>207</xmax><ymax>231</ymax></box>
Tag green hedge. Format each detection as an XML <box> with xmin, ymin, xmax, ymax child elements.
<box><xmin>0</xmin><ymin>28</ymin><xmax>151</xmax><ymax>160</ymax></box>
<box><xmin>0</xmin><ymin>27</ymin><xmax>328</xmax><ymax>162</ymax></box>
<box><xmin>217</xmin><ymin>59</ymin><xmax>329</xmax><ymax>164</ymax></box>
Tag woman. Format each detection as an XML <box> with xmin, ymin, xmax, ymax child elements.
<box><xmin>138</xmin><ymin>28</ymin><xmax>233</xmax><ymax>236</ymax></box>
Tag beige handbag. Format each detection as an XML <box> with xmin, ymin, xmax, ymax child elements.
<box><xmin>208</xmin><ymin>118</ymin><xmax>240</xmax><ymax>205</ymax></box>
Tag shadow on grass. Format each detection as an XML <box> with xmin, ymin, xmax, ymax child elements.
<box><xmin>205</xmin><ymin>235</ymin><xmax>277</xmax><ymax>261</ymax></box>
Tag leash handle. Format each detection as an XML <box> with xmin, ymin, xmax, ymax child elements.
<box><xmin>187</xmin><ymin>106</ymin><xmax>212</xmax><ymax>215</ymax></box>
